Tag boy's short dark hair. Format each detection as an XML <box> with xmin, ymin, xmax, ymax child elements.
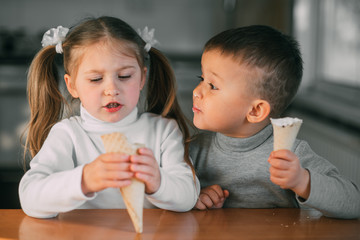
<box><xmin>204</xmin><ymin>25</ymin><xmax>303</xmax><ymax>117</ymax></box>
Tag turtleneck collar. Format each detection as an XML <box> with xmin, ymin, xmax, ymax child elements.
<box><xmin>214</xmin><ymin>124</ymin><xmax>273</xmax><ymax>153</ymax></box>
<box><xmin>80</xmin><ymin>105</ymin><xmax>139</xmax><ymax>133</ymax></box>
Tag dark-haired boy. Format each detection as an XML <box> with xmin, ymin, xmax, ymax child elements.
<box><xmin>190</xmin><ymin>25</ymin><xmax>360</xmax><ymax>219</ymax></box>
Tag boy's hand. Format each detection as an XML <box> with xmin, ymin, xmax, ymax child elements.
<box><xmin>81</xmin><ymin>153</ymin><xmax>133</xmax><ymax>195</ymax></box>
<box><xmin>268</xmin><ymin>150</ymin><xmax>310</xmax><ymax>199</ymax></box>
<box><xmin>194</xmin><ymin>184</ymin><xmax>229</xmax><ymax>210</ymax></box>
<box><xmin>130</xmin><ymin>148</ymin><xmax>161</xmax><ymax>195</ymax></box>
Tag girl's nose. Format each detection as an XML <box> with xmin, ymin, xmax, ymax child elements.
<box><xmin>104</xmin><ymin>89</ymin><xmax>120</xmax><ymax>96</ymax></box>
<box><xmin>104</xmin><ymin>78</ymin><xmax>120</xmax><ymax>96</ymax></box>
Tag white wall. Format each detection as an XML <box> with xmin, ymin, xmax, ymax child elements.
<box><xmin>0</xmin><ymin>0</ymin><xmax>218</xmax><ymax>54</ymax></box>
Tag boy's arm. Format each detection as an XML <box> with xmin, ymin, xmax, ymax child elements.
<box><xmin>194</xmin><ymin>185</ymin><xmax>229</xmax><ymax>210</ymax></box>
<box><xmin>269</xmin><ymin>141</ymin><xmax>360</xmax><ymax>219</ymax></box>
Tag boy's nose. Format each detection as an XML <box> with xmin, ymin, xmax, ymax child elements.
<box><xmin>193</xmin><ymin>85</ymin><xmax>202</xmax><ymax>99</ymax></box>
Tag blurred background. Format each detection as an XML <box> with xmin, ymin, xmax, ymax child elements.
<box><xmin>0</xmin><ymin>0</ymin><xmax>359</xmax><ymax>208</ymax></box>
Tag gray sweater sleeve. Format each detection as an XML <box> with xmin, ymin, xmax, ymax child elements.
<box><xmin>294</xmin><ymin>141</ymin><xmax>360</xmax><ymax>219</ymax></box>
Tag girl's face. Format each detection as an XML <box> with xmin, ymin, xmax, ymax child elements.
<box><xmin>192</xmin><ymin>49</ymin><xmax>260</xmax><ymax>137</ymax></box>
<box><xmin>64</xmin><ymin>41</ymin><xmax>146</xmax><ymax>123</ymax></box>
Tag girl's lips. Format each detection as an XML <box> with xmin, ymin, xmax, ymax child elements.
<box><xmin>104</xmin><ymin>102</ymin><xmax>123</xmax><ymax>113</ymax></box>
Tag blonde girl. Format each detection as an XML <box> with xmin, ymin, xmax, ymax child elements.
<box><xmin>20</xmin><ymin>16</ymin><xmax>199</xmax><ymax>218</ymax></box>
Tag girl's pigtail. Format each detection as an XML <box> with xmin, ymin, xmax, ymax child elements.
<box><xmin>146</xmin><ymin>47</ymin><xmax>176</xmax><ymax>116</ymax></box>
<box><xmin>25</xmin><ymin>46</ymin><xmax>67</xmax><ymax>160</ymax></box>
<box><xmin>147</xmin><ymin>48</ymin><xmax>196</xmax><ymax>179</ymax></box>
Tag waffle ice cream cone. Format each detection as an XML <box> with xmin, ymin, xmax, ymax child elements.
<box><xmin>101</xmin><ymin>132</ymin><xmax>145</xmax><ymax>233</ymax></box>
<box><xmin>270</xmin><ymin>117</ymin><xmax>303</xmax><ymax>151</ymax></box>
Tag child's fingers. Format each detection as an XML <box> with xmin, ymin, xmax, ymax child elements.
<box><xmin>270</xmin><ymin>150</ymin><xmax>296</xmax><ymax>161</ymax></box>
<box><xmin>209</xmin><ymin>184</ymin><xmax>226</xmax><ymax>199</ymax></box>
<box><xmin>198</xmin><ymin>193</ymin><xmax>215</xmax><ymax>209</ymax></box>
<box><xmin>104</xmin><ymin>179</ymin><xmax>132</xmax><ymax>188</ymax></box>
<box><xmin>194</xmin><ymin>198</ymin><xmax>207</xmax><ymax>210</ymax></box>
<box><xmin>223</xmin><ymin>189</ymin><xmax>230</xmax><ymax>198</ymax></box>
<box><xmin>105</xmin><ymin>170</ymin><xmax>134</xmax><ymax>181</ymax></box>
<box><xmin>130</xmin><ymin>163</ymin><xmax>154</xmax><ymax>175</ymax></box>
<box><xmin>130</xmin><ymin>156</ymin><xmax>159</xmax><ymax>183</ymax></box>
<box><xmin>206</xmin><ymin>186</ymin><xmax>225</xmax><ymax>204</ymax></box>
<box><xmin>130</xmin><ymin>155</ymin><xmax>153</xmax><ymax>167</ymax></box>
<box><xmin>136</xmin><ymin>147</ymin><xmax>154</xmax><ymax>157</ymax></box>
<box><xmin>133</xmin><ymin>172</ymin><xmax>155</xmax><ymax>184</ymax></box>
<box><xmin>101</xmin><ymin>162</ymin><xmax>131</xmax><ymax>172</ymax></box>
<box><xmin>269</xmin><ymin>166</ymin><xmax>285</xmax><ymax>178</ymax></box>
<box><xmin>268</xmin><ymin>157</ymin><xmax>291</xmax><ymax>170</ymax></box>
<box><xmin>214</xmin><ymin>201</ymin><xmax>225</xmax><ymax>208</ymax></box>
<box><xmin>100</xmin><ymin>153</ymin><xmax>131</xmax><ymax>163</ymax></box>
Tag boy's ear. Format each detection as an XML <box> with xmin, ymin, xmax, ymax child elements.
<box><xmin>64</xmin><ymin>74</ymin><xmax>79</xmax><ymax>98</ymax></box>
<box><xmin>247</xmin><ymin>99</ymin><xmax>271</xmax><ymax>123</ymax></box>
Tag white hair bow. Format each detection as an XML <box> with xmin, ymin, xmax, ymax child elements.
<box><xmin>137</xmin><ymin>26</ymin><xmax>159</xmax><ymax>52</ymax></box>
<box><xmin>41</xmin><ymin>26</ymin><xmax>69</xmax><ymax>54</ymax></box>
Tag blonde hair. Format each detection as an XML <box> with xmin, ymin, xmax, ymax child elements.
<box><xmin>25</xmin><ymin>17</ymin><xmax>194</xmax><ymax>177</ymax></box>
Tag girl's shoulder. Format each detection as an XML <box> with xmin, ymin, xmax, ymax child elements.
<box><xmin>138</xmin><ymin>112</ymin><xmax>179</xmax><ymax>129</ymax></box>
<box><xmin>49</xmin><ymin>116</ymin><xmax>83</xmax><ymax>134</ymax></box>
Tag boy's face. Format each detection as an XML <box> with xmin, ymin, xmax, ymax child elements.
<box><xmin>192</xmin><ymin>49</ymin><xmax>260</xmax><ymax>137</ymax></box>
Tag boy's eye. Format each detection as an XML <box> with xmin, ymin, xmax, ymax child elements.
<box><xmin>209</xmin><ymin>83</ymin><xmax>218</xmax><ymax>90</ymax></box>
<box><xmin>197</xmin><ymin>75</ymin><xmax>204</xmax><ymax>82</ymax></box>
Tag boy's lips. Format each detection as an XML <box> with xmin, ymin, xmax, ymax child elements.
<box><xmin>104</xmin><ymin>102</ymin><xmax>123</xmax><ymax>113</ymax></box>
<box><xmin>192</xmin><ymin>105</ymin><xmax>201</xmax><ymax>113</ymax></box>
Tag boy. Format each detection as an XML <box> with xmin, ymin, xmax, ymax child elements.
<box><xmin>190</xmin><ymin>25</ymin><xmax>360</xmax><ymax>219</ymax></box>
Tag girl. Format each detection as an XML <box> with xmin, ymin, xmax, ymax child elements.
<box><xmin>19</xmin><ymin>16</ymin><xmax>199</xmax><ymax>218</ymax></box>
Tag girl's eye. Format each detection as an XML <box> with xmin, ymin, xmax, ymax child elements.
<box><xmin>209</xmin><ymin>83</ymin><xmax>218</xmax><ymax>90</ymax></box>
<box><xmin>118</xmin><ymin>75</ymin><xmax>131</xmax><ymax>79</ymax></box>
<box><xmin>90</xmin><ymin>78</ymin><xmax>102</xmax><ymax>82</ymax></box>
<box><xmin>197</xmin><ymin>75</ymin><xmax>204</xmax><ymax>82</ymax></box>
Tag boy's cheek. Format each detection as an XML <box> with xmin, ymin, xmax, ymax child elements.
<box><xmin>193</xmin><ymin>117</ymin><xmax>208</xmax><ymax>131</ymax></box>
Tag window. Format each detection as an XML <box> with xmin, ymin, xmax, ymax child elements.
<box><xmin>319</xmin><ymin>0</ymin><xmax>360</xmax><ymax>87</ymax></box>
<box><xmin>293</xmin><ymin>0</ymin><xmax>360</xmax><ymax>129</ymax></box>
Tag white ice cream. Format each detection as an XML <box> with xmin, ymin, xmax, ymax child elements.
<box><xmin>270</xmin><ymin>117</ymin><xmax>303</xmax><ymax>151</ymax></box>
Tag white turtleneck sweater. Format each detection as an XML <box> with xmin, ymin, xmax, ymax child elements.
<box><xmin>19</xmin><ymin>106</ymin><xmax>199</xmax><ymax>218</ymax></box>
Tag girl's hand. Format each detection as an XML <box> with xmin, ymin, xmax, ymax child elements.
<box><xmin>268</xmin><ymin>150</ymin><xmax>310</xmax><ymax>199</ymax></box>
<box><xmin>81</xmin><ymin>153</ymin><xmax>133</xmax><ymax>196</ymax></box>
<box><xmin>130</xmin><ymin>148</ymin><xmax>161</xmax><ymax>194</ymax></box>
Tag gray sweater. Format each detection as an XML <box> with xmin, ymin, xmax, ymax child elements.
<box><xmin>190</xmin><ymin>124</ymin><xmax>360</xmax><ymax>219</ymax></box>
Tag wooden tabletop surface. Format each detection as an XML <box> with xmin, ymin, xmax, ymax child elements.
<box><xmin>0</xmin><ymin>208</ymin><xmax>359</xmax><ymax>240</ymax></box>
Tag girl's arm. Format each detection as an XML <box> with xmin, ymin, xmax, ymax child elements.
<box><xmin>142</xmin><ymin>119</ymin><xmax>200</xmax><ymax>211</ymax></box>
<box><xmin>19</xmin><ymin>122</ymin><xmax>91</xmax><ymax>218</ymax></box>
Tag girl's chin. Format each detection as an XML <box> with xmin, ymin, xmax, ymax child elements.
<box><xmin>98</xmin><ymin>114</ymin><xmax>124</xmax><ymax>123</ymax></box>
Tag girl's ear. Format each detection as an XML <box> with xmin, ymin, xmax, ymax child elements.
<box><xmin>64</xmin><ymin>74</ymin><xmax>79</xmax><ymax>98</ymax></box>
<box><xmin>247</xmin><ymin>99</ymin><xmax>271</xmax><ymax>123</ymax></box>
<box><xmin>140</xmin><ymin>67</ymin><xmax>147</xmax><ymax>90</ymax></box>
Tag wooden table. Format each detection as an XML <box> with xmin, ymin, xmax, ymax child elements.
<box><xmin>0</xmin><ymin>208</ymin><xmax>359</xmax><ymax>240</ymax></box>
